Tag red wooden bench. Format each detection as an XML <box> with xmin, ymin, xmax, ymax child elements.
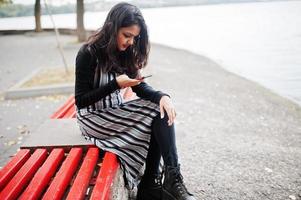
<box><xmin>0</xmin><ymin>88</ymin><xmax>136</xmax><ymax>200</ymax></box>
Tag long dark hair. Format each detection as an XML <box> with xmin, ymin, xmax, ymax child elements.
<box><xmin>87</xmin><ymin>2</ymin><xmax>149</xmax><ymax>78</ymax></box>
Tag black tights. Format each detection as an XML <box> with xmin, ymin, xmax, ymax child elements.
<box><xmin>143</xmin><ymin>112</ymin><xmax>179</xmax><ymax>177</ymax></box>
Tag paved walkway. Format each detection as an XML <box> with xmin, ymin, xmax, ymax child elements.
<box><xmin>0</xmin><ymin>32</ymin><xmax>300</xmax><ymax>200</ymax></box>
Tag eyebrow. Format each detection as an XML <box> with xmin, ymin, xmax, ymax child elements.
<box><xmin>124</xmin><ymin>32</ymin><xmax>138</xmax><ymax>37</ymax></box>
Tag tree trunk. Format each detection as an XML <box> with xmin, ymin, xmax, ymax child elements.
<box><xmin>34</xmin><ymin>0</ymin><xmax>42</xmax><ymax>32</ymax></box>
<box><xmin>77</xmin><ymin>0</ymin><xmax>86</xmax><ymax>42</ymax></box>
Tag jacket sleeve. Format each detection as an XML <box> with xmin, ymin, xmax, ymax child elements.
<box><xmin>131</xmin><ymin>81</ymin><xmax>170</xmax><ymax>104</ymax></box>
<box><xmin>75</xmin><ymin>45</ymin><xmax>120</xmax><ymax>109</ymax></box>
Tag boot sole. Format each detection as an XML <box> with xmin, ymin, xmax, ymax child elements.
<box><xmin>162</xmin><ymin>188</ymin><xmax>177</xmax><ymax>200</ymax></box>
<box><xmin>136</xmin><ymin>187</ymin><xmax>162</xmax><ymax>200</ymax></box>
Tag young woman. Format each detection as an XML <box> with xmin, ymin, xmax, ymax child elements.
<box><xmin>75</xmin><ymin>2</ymin><xmax>195</xmax><ymax>200</ymax></box>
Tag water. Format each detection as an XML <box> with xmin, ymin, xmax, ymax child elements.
<box><xmin>1</xmin><ymin>1</ymin><xmax>301</xmax><ymax>106</ymax></box>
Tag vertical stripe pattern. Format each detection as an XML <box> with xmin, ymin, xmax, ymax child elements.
<box><xmin>76</xmin><ymin>69</ymin><xmax>160</xmax><ymax>190</ymax></box>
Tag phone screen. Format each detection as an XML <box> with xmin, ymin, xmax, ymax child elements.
<box><xmin>141</xmin><ymin>75</ymin><xmax>152</xmax><ymax>79</ymax></box>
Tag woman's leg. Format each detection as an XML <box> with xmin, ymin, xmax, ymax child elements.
<box><xmin>142</xmin><ymin>111</ymin><xmax>178</xmax><ymax>177</ymax></box>
<box><xmin>151</xmin><ymin>113</ymin><xmax>179</xmax><ymax>167</ymax></box>
<box><xmin>137</xmin><ymin>113</ymin><xmax>178</xmax><ymax>200</ymax></box>
<box><xmin>138</xmin><ymin>112</ymin><xmax>195</xmax><ymax>200</ymax></box>
<box><xmin>143</xmin><ymin>112</ymin><xmax>178</xmax><ymax>176</ymax></box>
<box><xmin>143</xmin><ymin>132</ymin><xmax>162</xmax><ymax>177</ymax></box>
<box><xmin>148</xmin><ymin>113</ymin><xmax>195</xmax><ymax>200</ymax></box>
<box><xmin>136</xmin><ymin>120</ymin><xmax>162</xmax><ymax>199</ymax></box>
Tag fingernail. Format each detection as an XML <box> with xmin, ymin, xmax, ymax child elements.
<box><xmin>161</xmin><ymin>115</ymin><xmax>163</xmax><ymax>119</ymax></box>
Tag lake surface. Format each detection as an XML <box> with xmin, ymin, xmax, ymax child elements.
<box><xmin>1</xmin><ymin>0</ymin><xmax>301</xmax><ymax>106</ymax></box>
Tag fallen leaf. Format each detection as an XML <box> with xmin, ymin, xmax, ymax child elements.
<box><xmin>17</xmin><ymin>125</ymin><xmax>26</xmax><ymax>129</ymax></box>
<box><xmin>6</xmin><ymin>140</ymin><xmax>17</xmax><ymax>146</ymax></box>
<box><xmin>17</xmin><ymin>125</ymin><xmax>29</xmax><ymax>134</ymax></box>
<box><xmin>264</xmin><ymin>167</ymin><xmax>273</xmax><ymax>173</ymax></box>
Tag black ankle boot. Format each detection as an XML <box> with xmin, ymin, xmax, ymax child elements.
<box><xmin>162</xmin><ymin>164</ymin><xmax>196</xmax><ymax>200</ymax></box>
<box><xmin>136</xmin><ymin>173</ymin><xmax>163</xmax><ymax>200</ymax></box>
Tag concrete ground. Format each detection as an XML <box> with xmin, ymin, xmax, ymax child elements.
<box><xmin>0</xmin><ymin>32</ymin><xmax>301</xmax><ymax>200</ymax></box>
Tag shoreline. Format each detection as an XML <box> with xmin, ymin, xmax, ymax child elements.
<box><xmin>151</xmin><ymin>42</ymin><xmax>301</xmax><ymax>110</ymax></box>
<box><xmin>0</xmin><ymin>28</ymin><xmax>300</xmax><ymax>109</ymax></box>
<box><xmin>1</xmin><ymin>0</ymin><xmax>300</xmax><ymax>108</ymax></box>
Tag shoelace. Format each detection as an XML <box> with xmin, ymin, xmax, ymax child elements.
<box><xmin>154</xmin><ymin>173</ymin><xmax>163</xmax><ymax>187</ymax></box>
<box><xmin>138</xmin><ymin>173</ymin><xmax>163</xmax><ymax>189</ymax></box>
<box><xmin>162</xmin><ymin>165</ymin><xmax>194</xmax><ymax>197</ymax></box>
<box><xmin>174</xmin><ymin>171</ymin><xmax>190</xmax><ymax>196</ymax></box>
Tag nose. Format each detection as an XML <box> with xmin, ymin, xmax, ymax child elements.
<box><xmin>127</xmin><ymin>38</ymin><xmax>134</xmax><ymax>45</ymax></box>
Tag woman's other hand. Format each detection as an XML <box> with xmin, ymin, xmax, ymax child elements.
<box><xmin>116</xmin><ymin>74</ymin><xmax>141</xmax><ymax>88</ymax></box>
<box><xmin>159</xmin><ymin>96</ymin><xmax>176</xmax><ymax>126</ymax></box>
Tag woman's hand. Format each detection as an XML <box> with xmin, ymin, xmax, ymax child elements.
<box><xmin>116</xmin><ymin>74</ymin><xmax>141</xmax><ymax>88</ymax></box>
<box><xmin>159</xmin><ymin>96</ymin><xmax>176</xmax><ymax>126</ymax></box>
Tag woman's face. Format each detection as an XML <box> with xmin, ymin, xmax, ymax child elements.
<box><xmin>117</xmin><ymin>25</ymin><xmax>141</xmax><ymax>51</ymax></box>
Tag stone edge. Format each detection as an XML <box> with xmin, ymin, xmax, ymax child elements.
<box><xmin>4</xmin><ymin>67</ymin><xmax>74</xmax><ymax>99</ymax></box>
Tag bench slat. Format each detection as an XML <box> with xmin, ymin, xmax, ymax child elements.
<box><xmin>0</xmin><ymin>149</ymin><xmax>48</xmax><ymax>200</ymax></box>
<box><xmin>42</xmin><ymin>148</ymin><xmax>83</xmax><ymax>200</ymax></box>
<box><xmin>50</xmin><ymin>95</ymin><xmax>75</xmax><ymax>119</ymax></box>
<box><xmin>19</xmin><ymin>148</ymin><xmax>65</xmax><ymax>200</ymax></box>
<box><xmin>63</xmin><ymin>105</ymin><xmax>76</xmax><ymax>118</ymax></box>
<box><xmin>66</xmin><ymin>147</ymin><xmax>99</xmax><ymax>200</ymax></box>
<box><xmin>90</xmin><ymin>152</ymin><xmax>119</xmax><ymax>200</ymax></box>
<box><xmin>0</xmin><ymin>149</ymin><xmax>31</xmax><ymax>190</ymax></box>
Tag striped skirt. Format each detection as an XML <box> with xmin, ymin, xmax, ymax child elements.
<box><xmin>76</xmin><ymin>98</ymin><xmax>160</xmax><ymax>190</ymax></box>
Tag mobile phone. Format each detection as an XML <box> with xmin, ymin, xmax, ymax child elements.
<box><xmin>141</xmin><ymin>75</ymin><xmax>152</xmax><ymax>79</ymax></box>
